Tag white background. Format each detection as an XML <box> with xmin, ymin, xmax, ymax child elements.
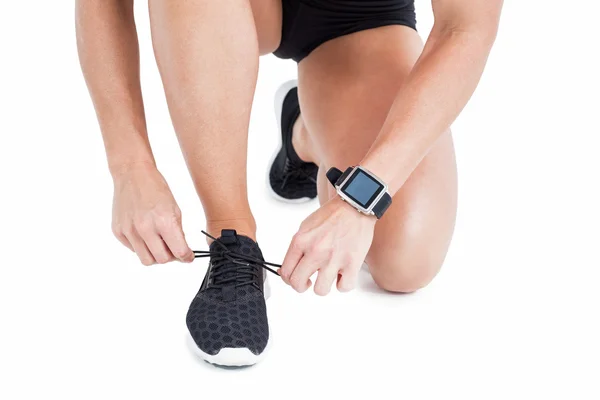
<box><xmin>1</xmin><ymin>1</ymin><xmax>599</xmax><ymax>399</ymax></box>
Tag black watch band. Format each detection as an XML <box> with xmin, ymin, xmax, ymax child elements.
<box><xmin>326</xmin><ymin>167</ymin><xmax>352</xmax><ymax>187</ymax></box>
<box><xmin>371</xmin><ymin>192</ymin><xmax>392</xmax><ymax>219</ymax></box>
<box><xmin>326</xmin><ymin>166</ymin><xmax>391</xmax><ymax>219</ymax></box>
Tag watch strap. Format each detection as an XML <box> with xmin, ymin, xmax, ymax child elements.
<box><xmin>326</xmin><ymin>166</ymin><xmax>353</xmax><ymax>187</ymax></box>
<box><xmin>372</xmin><ymin>192</ymin><xmax>392</xmax><ymax>219</ymax></box>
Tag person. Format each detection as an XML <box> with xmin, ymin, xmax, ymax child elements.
<box><xmin>76</xmin><ymin>0</ymin><xmax>502</xmax><ymax>367</ymax></box>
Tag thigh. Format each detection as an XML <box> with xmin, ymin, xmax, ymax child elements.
<box><xmin>298</xmin><ymin>26</ymin><xmax>457</xmax><ymax>291</ymax></box>
<box><xmin>250</xmin><ymin>0</ymin><xmax>282</xmax><ymax>55</ymax></box>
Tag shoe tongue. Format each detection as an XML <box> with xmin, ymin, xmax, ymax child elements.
<box><xmin>209</xmin><ymin>230</ymin><xmax>259</xmax><ymax>301</ymax></box>
<box><xmin>209</xmin><ymin>229</ymin><xmax>239</xmax><ymax>252</ymax></box>
<box><xmin>217</xmin><ymin>229</ymin><xmax>238</xmax><ymax>245</ymax></box>
<box><xmin>208</xmin><ymin>230</ymin><xmax>239</xmax><ymax>300</ymax></box>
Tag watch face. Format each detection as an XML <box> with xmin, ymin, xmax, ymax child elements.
<box><xmin>340</xmin><ymin>169</ymin><xmax>385</xmax><ymax>210</ymax></box>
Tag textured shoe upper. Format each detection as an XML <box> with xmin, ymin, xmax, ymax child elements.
<box><xmin>269</xmin><ymin>86</ymin><xmax>318</xmax><ymax>200</ymax></box>
<box><xmin>187</xmin><ymin>230</ymin><xmax>270</xmax><ymax>356</ymax></box>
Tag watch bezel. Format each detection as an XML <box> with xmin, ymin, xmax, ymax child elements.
<box><xmin>335</xmin><ymin>166</ymin><xmax>388</xmax><ymax>215</ymax></box>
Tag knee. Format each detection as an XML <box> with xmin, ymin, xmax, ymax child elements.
<box><xmin>258</xmin><ymin>33</ymin><xmax>280</xmax><ymax>56</ymax></box>
<box><xmin>252</xmin><ymin>0</ymin><xmax>282</xmax><ymax>55</ymax></box>
<box><xmin>368</xmin><ymin>253</ymin><xmax>443</xmax><ymax>294</ymax></box>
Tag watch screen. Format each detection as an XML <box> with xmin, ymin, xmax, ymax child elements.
<box><xmin>341</xmin><ymin>169</ymin><xmax>384</xmax><ymax>209</ymax></box>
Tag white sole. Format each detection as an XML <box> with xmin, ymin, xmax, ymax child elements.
<box><xmin>186</xmin><ymin>335</ymin><xmax>270</xmax><ymax>368</ymax></box>
<box><xmin>187</xmin><ymin>276</ymin><xmax>272</xmax><ymax>367</ymax></box>
<box><xmin>266</xmin><ymin>79</ymin><xmax>315</xmax><ymax>204</ymax></box>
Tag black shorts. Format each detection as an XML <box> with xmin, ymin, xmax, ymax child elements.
<box><xmin>273</xmin><ymin>0</ymin><xmax>417</xmax><ymax>63</ymax></box>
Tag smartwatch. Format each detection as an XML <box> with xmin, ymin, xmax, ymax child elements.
<box><xmin>326</xmin><ymin>166</ymin><xmax>392</xmax><ymax>219</ymax></box>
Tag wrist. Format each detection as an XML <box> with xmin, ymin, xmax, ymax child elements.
<box><xmin>358</xmin><ymin>156</ymin><xmax>396</xmax><ymax>194</ymax></box>
<box><xmin>104</xmin><ymin>130</ymin><xmax>156</xmax><ymax>179</ymax></box>
<box><xmin>327</xmin><ymin>165</ymin><xmax>393</xmax><ymax>219</ymax></box>
<box><xmin>332</xmin><ymin>196</ymin><xmax>378</xmax><ymax>225</ymax></box>
<box><xmin>109</xmin><ymin>159</ymin><xmax>157</xmax><ymax>180</ymax></box>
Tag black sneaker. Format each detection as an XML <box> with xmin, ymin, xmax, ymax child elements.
<box><xmin>268</xmin><ymin>80</ymin><xmax>318</xmax><ymax>203</ymax></box>
<box><xmin>187</xmin><ymin>230</ymin><xmax>280</xmax><ymax>367</ymax></box>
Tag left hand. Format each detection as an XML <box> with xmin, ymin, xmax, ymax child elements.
<box><xmin>280</xmin><ymin>197</ymin><xmax>376</xmax><ymax>295</ymax></box>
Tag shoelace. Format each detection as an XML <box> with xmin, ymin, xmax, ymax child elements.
<box><xmin>280</xmin><ymin>159</ymin><xmax>317</xmax><ymax>189</ymax></box>
<box><xmin>193</xmin><ymin>231</ymin><xmax>281</xmax><ymax>289</ymax></box>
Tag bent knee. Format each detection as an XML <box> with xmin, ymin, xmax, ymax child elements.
<box><xmin>258</xmin><ymin>33</ymin><xmax>281</xmax><ymax>56</ymax></box>
<box><xmin>251</xmin><ymin>0</ymin><xmax>282</xmax><ymax>55</ymax></box>
<box><xmin>368</xmin><ymin>255</ymin><xmax>443</xmax><ymax>293</ymax></box>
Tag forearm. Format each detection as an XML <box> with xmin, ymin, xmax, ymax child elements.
<box><xmin>361</xmin><ymin>26</ymin><xmax>498</xmax><ymax>194</ymax></box>
<box><xmin>76</xmin><ymin>0</ymin><xmax>154</xmax><ymax>177</ymax></box>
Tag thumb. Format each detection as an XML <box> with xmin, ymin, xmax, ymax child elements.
<box><xmin>161</xmin><ymin>223</ymin><xmax>195</xmax><ymax>263</ymax></box>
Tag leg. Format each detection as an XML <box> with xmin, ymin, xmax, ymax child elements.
<box><xmin>296</xmin><ymin>26</ymin><xmax>458</xmax><ymax>292</ymax></box>
<box><xmin>148</xmin><ymin>0</ymin><xmax>280</xmax><ymax>240</ymax></box>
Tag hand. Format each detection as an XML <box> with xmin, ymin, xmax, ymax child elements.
<box><xmin>280</xmin><ymin>197</ymin><xmax>376</xmax><ymax>295</ymax></box>
<box><xmin>111</xmin><ymin>163</ymin><xmax>194</xmax><ymax>265</ymax></box>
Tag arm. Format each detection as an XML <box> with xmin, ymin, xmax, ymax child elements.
<box><xmin>279</xmin><ymin>0</ymin><xmax>503</xmax><ymax>294</ymax></box>
<box><xmin>76</xmin><ymin>0</ymin><xmax>193</xmax><ymax>264</ymax></box>
<box><xmin>75</xmin><ymin>0</ymin><xmax>154</xmax><ymax>175</ymax></box>
<box><xmin>361</xmin><ymin>0</ymin><xmax>503</xmax><ymax>194</ymax></box>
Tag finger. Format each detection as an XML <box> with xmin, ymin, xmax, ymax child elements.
<box><xmin>314</xmin><ymin>260</ymin><xmax>341</xmax><ymax>297</ymax></box>
<box><xmin>280</xmin><ymin>234</ymin><xmax>306</xmax><ymax>284</ymax></box>
<box><xmin>143</xmin><ymin>233</ymin><xmax>174</xmax><ymax>265</ymax></box>
<box><xmin>114</xmin><ymin>231</ymin><xmax>134</xmax><ymax>252</ymax></box>
<box><xmin>159</xmin><ymin>222</ymin><xmax>194</xmax><ymax>263</ymax></box>
<box><xmin>126</xmin><ymin>229</ymin><xmax>156</xmax><ymax>266</ymax></box>
<box><xmin>337</xmin><ymin>265</ymin><xmax>359</xmax><ymax>293</ymax></box>
<box><xmin>289</xmin><ymin>255</ymin><xmax>322</xmax><ymax>293</ymax></box>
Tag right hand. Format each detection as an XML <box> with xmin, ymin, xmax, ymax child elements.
<box><xmin>111</xmin><ymin>163</ymin><xmax>194</xmax><ymax>265</ymax></box>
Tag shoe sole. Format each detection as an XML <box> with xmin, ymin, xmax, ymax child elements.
<box><xmin>266</xmin><ymin>79</ymin><xmax>316</xmax><ymax>204</ymax></box>
<box><xmin>187</xmin><ymin>276</ymin><xmax>272</xmax><ymax>367</ymax></box>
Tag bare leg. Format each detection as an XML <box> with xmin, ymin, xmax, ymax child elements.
<box><xmin>295</xmin><ymin>26</ymin><xmax>458</xmax><ymax>292</ymax></box>
<box><xmin>148</xmin><ymin>0</ymin><xmax>281</xmax><ymax>240</ymax></box>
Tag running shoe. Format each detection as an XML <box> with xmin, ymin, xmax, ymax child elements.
<box><xmin>268</xmin><ymin>80</ymin><xmax>318</xmax><ymax>203</ymax></box>
<box><xmin>187</xmin><ymin>230</ymin><xmax>280</xmax><ymax>367</ymax></box>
